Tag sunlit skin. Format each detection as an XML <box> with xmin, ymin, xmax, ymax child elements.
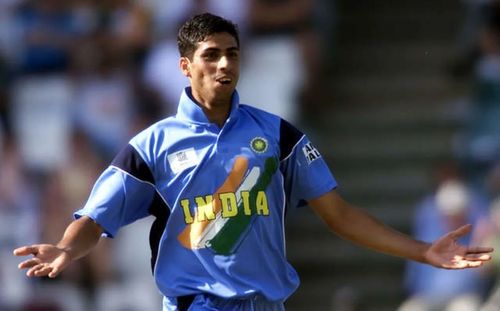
<box><xmin>425</xmin><ymin>224</ymin><xmax>493</xmax><ymax>269</ymax></box>
<box><xmin>14</xmin><ymin>216</ymin><xmax>102</xmax><ymax>278</ymax></box>
<box><xmin>14</xmin><ymin>244</ymin><xmax>71</xmax><ymax>278</ymax></box>
<box><xmin>180</xmin><ymin>32</ymin><xmax>240</xmax><ymax>128</ymax></box>
<box><xmin>11</xmin><ymin>31</ymin><xmax>494</xmax><ymax>280</ymax></box>
<box><xmin>309</xmin><ymin>191</ymin><xmax>493</xmax><ymax>270</ymax></box>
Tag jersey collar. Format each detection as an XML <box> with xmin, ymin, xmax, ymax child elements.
<box><xmin>176</xmin><ymin>87</ymin><xmax>240</xmax><ymax>125</ymax></box>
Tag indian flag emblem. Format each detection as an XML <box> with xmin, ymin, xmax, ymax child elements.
<box><xmin>177</xmin><ymin>156</ymin><xmax>278</xmax><ymax>255</ymax></box>
<box><xmin>251</xmin><ymin>137</ymin><xmax>268</xmax><ymax>153</ymax></box>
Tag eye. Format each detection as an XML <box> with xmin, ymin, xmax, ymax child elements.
<box><xmin>228</xmin><ymin>51</ymin><xmax>239</xmax><ymax>59</ymax></box>
<box><xmin>202</xmin><ymin>51</ymin><xmax>218</xmax><ymax>61</ymax></box>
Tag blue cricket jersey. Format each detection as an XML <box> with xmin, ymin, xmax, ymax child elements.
<box><xmin>75</xmin><ymin>87</ymin><xmax>337</xmax><ymax>302</ymax></box>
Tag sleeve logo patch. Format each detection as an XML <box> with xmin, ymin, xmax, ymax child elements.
<box><xmin>302</xmin><ymin>142</ymin><xmax>321</xmax><ymax>164</ymax></box>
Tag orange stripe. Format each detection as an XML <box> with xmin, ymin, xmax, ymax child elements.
<box><xmin>178</xmin><ymin>156</ymin><xmax>248</xmax><ymax>249</ymax></box>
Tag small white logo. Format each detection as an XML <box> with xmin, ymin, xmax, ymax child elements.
<box><xmin>168</xmin><ymin>148</ymin><xmax>198</xmax><ymax>174</ymax></box>
<box><xmin>302</xmin><ymin>142</ymin><xmax>321</xmax><ymax>164</ymax></box>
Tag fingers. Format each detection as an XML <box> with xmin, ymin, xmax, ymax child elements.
<box><xmin>443</xmin><ymin>252</ymin><xmax>492</xmax><ymax>269</ymax></box>
<box><xmin>14</xmin><ymin>244</ymin><xmax>66</xmax><ymax>278</ymax></box>
<box><xmin>13</xmin><ymin>245</ymin><xmax>38</xmax><ymax>256</ymax></box>
<box><xmin>448</xmin><ymin>224</ymin><xmax>472</xmax><ymax>239</ymax></box>
<box><xmin>467</xmin><ymin>246</ymin><xmax>494</xmax><ymax>254</ymax></box>
<box><xmin>459</xmin><ymin>260</ymin><xmax>486</xmax><ymax>268</ymax></box>
<box><xmin>457</xmin><ymin>261</ymin><xmax>484</xmax><ymax>268</ymax></box>
<box><xmin>18</xmin><ymin>259</ymin><xmax>62</xmax><ymax>278</ymax></box>
<box><xmin>27</xmin><ymin>263</ymin><xmax>53</xmax><ymax>277</ymax></box>
<box><xmin>48</xmin><ymin>266</ymin><xmax>61</xmax><ymax>278</ymax></box>
<box><xmin>443</xmin><ymin>259</ymin><xmax>486</xmax><ymax>269</ymax></box>
<box><xmin>34</xmin><ymin>265</ymin><xmax>53</xmax><ymax>277</ymax></box>
<box><xmin>464</xmin><ymin>261</ymin><xmax>484</xmax><ymax>268</ymax></box>
<box><xmin>465</xmin><ymin>253</ymin><xmax>492</xmax><ymax>261</ymax></box>
<box><xmin>18</xmin><ymin>258</ymin><xmax>41</xmax><ymax>269</ymax></box>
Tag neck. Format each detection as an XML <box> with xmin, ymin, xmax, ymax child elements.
<box><xmin>190</xmin><ymin>89</ymin><xmax>233</xmax><ymax>128</ymax></box>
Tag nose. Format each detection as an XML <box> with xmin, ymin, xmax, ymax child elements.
<box><xmin>218</xmin><ymin>56</ymin><xmax>230</xmax><ymax>70</ymax></box>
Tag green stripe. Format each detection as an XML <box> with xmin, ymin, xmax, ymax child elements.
<box><xmin>207</xmin><ymin>157</ymin><xmax>278</xmax><ymax>255</ymax></box>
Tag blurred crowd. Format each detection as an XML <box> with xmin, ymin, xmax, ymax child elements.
<box><xmin>5</xmin><ymin>0</ymin><xmax>500</xmax><ymax>310</ymax></box>
<box><xmin>399</xmin><ymin>1</ymin><xmax>500</xmax><ymax>310</ymax></box>
<box><xmin>0</xmin><ymin>0</ymin><xmax>336</xmax><ymax>310</ymax></box>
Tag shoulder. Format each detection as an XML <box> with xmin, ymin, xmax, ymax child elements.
<box><xmin>238</xmin><ymin>104</ymin><xmax>302</xmax><ymax>135</ymax></box>
<box><xmin>239</xmin><ymin>104</ymin><xmax>280</xmax><ymax>124</ymax></box>
<box><xmin>124</xmin><ymin>116</ymin><xmax>180</xmax><ymax>165</ymax></box>
<box><xmin>238</xmin><ymin>104</ymin><xmax>305</xmax><ymax>159</ymax></box>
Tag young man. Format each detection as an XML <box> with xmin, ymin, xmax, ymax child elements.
<box><xmin>14</xmin><ymin>13</ymin><xmax>493</xmax><ymax>311</ymax></box>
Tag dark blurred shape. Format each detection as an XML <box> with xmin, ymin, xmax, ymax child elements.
<box><xmin>398</xmin><ymin>161</ymin><xmax>489</xmax><ymax>311</ymax></box>
<box><xmin>235</xmin><ymin>0</ymin><xmax>335</xmax><ymax>123</ymax></box>
<box><xmin>449</xmin><ymin>0</ymin><xmax>500</xmax><ymax>79</ymax></box>
<box><xmin>13</xmin><ymin>0</ymin><xmax>81</xmax><ymax>75</ymax></box>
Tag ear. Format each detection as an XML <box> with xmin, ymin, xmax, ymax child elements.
<box><xmin>180</xmin><ymin>57</ymin><xmax>191</xmax><ymax>77</ymax></box>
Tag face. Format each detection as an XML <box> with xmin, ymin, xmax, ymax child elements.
<box><xmin>180</xmin><ymin>32</ymin><xmax>240</xmax><ymax>104</ymax></box>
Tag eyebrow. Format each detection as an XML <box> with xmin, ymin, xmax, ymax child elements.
<box><xmin>201</xmin><ymin>46</ymin><xmax>240</xmax><ymax>53</ymax></box>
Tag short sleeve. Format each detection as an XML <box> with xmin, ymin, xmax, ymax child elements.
<box><xmin>279</xmin><ymin>120</ymin><xmax>337</xmax><ymax>209</ymax></box>
<box><xmin>74</xmin><ymin>144</ymin><xmax>156</xmax><ymax>237</ymax></box>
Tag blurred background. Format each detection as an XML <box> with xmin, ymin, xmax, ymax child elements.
<box><xmin>2</xmin><ymin>0</ymin><xmax>500</xmax><ymax>310</ymax></box>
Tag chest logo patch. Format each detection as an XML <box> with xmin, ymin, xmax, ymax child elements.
<box><xmin>250</xmin><ymin>137</ymin><xmax>268</xmax><ymax>153</ymax></box>
<box><xmin>167</xmin><ymin>148</ymin><xmax>198</xmax><ymax>174</ymax></box>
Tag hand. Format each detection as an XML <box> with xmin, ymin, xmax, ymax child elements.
<box><xmin>13</xmin><ymin>244</ymin><xmax>72</xmax><ymax>278</ymax></box>
<box><xmin>425</xmin><ymin>224</ymin><xmax>494</xmax><ymax>269</ymax></box>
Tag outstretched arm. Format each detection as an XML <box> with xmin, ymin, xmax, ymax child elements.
<box><xmin>308</xmin><ymin>190</ymin><xmax>493</xmax><ymax>269</ymax></box>
<box><xmin>13</xmin><ymin>216</ymin><xmax>103</xmax><ymax>278</ymax></box>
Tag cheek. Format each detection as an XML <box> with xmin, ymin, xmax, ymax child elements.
<box><xmin>194</xmin><ymin>66</ymin><xmax>215</xmax><ymax>79</ymax></box>
<box><xmin>191</xmin><ymin>69</ymin><xmax>206</xmax><ymax>82</ymax></box>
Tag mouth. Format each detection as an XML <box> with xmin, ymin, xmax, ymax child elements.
<box><xmin>215</xmin><ymin>76</ymin><xmax>233</xmax><ymax>85</ymax></box>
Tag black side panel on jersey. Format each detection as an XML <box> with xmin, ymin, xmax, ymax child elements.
<box><xmin>111</xmin><ymin>144</ymin><xmax>155</xmax><ymax>184</ymax></box>
<box><xmin>148</xmin><ymin>192</ymin><xmax>170</xmax><ymax>273</ymax></box>
<box><xmin>279</xmin><ymin>119</ymin><xmax>304</xmax><ymax>161</ymax></box>
<box><xmin>111</xmin><ymin>144</ymin><xmax>170</xmax><ymax>273</ymax></box>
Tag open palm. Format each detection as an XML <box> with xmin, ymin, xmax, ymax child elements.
<box><xmin>13</xmin><ymin>244</ymin><xmax>72</xmax><ymax>278</ymax></box>
<box><xmin>425</xmin><ymin>224</ymin><xmax>493</xmax><ymax>269</ymax></box>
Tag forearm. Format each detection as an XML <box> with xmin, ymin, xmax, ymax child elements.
<box><xmin>328</xmin><ymin>204</ymin><xmax>430</xmax><ymax>263</ymax></box>
<box><xmin>55</xmin><ymin>216</ymin><xmax>103</xmax><ymax>261</ymax></box>
<box><xmin>309</xmin><ymin>192</ymin><xmax>431</xmax><ymax>263</ymax></box>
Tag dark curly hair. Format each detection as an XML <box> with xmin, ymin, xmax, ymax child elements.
<box><xmin>177</xmin><ymin>13</ymin><xmax>240</xmax><ymax>59</ymax></box>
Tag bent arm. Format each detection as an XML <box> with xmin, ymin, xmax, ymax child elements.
<box><xmin>56</xmin><ymin>216</ymin><xmax>104</xmax><ymax>261</ymax></box>
<box><xmin>309</xmin><ymin>190</ymin><xmax>429</xmax><ymax>263</ymax></box>
<box><xmin>308</xmin><ymin>190</ymin><xmax>493</xmax><ymax>268</ymax></box>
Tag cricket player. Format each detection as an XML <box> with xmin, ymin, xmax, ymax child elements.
<box><xmin>14</xmin><ymin>13</ymin><xmax>494</xmax><ymax>311</ymax></box>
